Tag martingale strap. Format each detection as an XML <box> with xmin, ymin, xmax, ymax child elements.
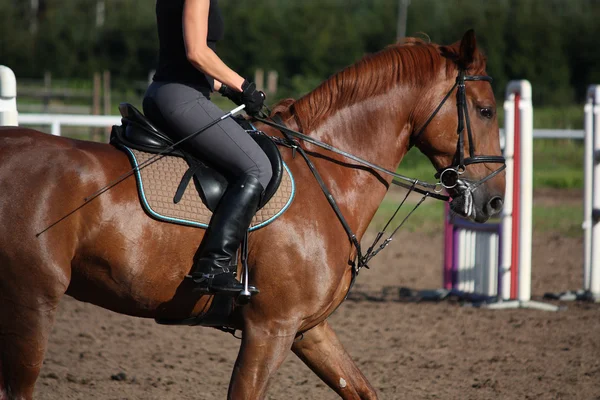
<box><xmin>260</xmin><ymin>114</ymin><xmax>432</xmax><ymax>274</ymax></box>
<box><xmin>264</xmin><ymin>114</ymin><xmax>366</xmax><ymax>273</ymax></box>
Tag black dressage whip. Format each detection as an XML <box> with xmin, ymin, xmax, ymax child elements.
<box><xmin>36</xmin><ymin>104</ymin><xmax>246</xmax><ymax>238</ymax></box>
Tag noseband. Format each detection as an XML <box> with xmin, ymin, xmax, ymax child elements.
<box><xmin>412</xmin><ymin>70</ymin><xmax>506</xmax><ymax>192</ymax></box>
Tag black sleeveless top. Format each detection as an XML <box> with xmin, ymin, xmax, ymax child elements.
<box><xmin>153</xmin><ymin>0</ymin><xmax>224</xmax><ymax>92</ymax></box>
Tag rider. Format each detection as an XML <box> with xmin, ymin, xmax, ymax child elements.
<box><xmin>143</xmin><ymin>0</ymin><xmax>272</xmax><ymax>296</ymax></box>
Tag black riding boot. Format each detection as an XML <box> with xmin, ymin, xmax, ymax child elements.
<box><xmin>190</xmin><ymin>175</ymin><xmax>263</xmax><ymax>296</ymax></box>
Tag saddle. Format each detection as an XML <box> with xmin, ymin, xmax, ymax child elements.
<box><xmin>110</xmin><ymin>103</ymin><xmax>295</xmax><ymax>230</ymax></box>
<box><xmin>112</xmin><ymin>103</ymin><xmax>283</xmax><ymax>209</ymax></box>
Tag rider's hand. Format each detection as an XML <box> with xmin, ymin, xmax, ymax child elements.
<box><xmin>240</xmin><ymin>80</ymin><xmax>266</xmax><ymax>116</ymax></box>
<box><xmin>219</xmin><ymin>80</ymin><xmax>265</xmax><ymax>116</ymax></box>
<box><xmin>218</xmin><ymin>83</ymin><xmax>243</xmax><ymax>105</ymax></box>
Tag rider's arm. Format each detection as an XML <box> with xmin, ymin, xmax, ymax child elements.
<box><xmin>183</xmin><ymin>0</ymin><xmax>244</xmax><ymax>92</ymax></box>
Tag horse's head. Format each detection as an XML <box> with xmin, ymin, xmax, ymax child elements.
<box><xmin>412</xmin><ymin>29</ymin><xmax>506</xmax><ymax>223</ymax></box>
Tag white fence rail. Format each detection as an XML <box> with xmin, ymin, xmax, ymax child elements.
<box><xmin>18</xmin><ymin>113</ymin><xmax>121</xmax><ymax>137</ymax></box>
<box><xmin>15</xmin><ymin>115</ymin><xmax>587</xmax><ymax>141</ymax></box>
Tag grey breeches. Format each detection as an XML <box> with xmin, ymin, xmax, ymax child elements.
<box><xmin>143</xmin><ymin>81</ymin><xmax>272</xmax><ymax>189</ymax></box>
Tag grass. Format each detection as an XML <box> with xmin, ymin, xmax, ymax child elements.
<box><xmin>497</xmin><ymin>105</ymin><xmax>584</xmax><ymax>130</ymax></box>
<box><xmin>370</xmin><ymin>198</ymin><xmax>445</xmax><ymax>235</ymax></box>
<box><xmin>532</xmin><ymin>139</ymin><xmax>584</xmax><ymax>189</ymax></box>
<box><xmin>532</xmin><ymin>204</ymin><xmax>584</xmax><ymax>237</ymax></box>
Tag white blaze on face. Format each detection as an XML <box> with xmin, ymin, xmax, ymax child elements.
<box><xmin>339</xmin><ymin>378</ymin><xmax>347</xmax><ymax>388</ymax></box>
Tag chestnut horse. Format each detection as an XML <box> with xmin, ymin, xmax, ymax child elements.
<box><xmin>0</xmin><ymin>30</ymin><xmax>504</xmax><ymax>399</ymax></box>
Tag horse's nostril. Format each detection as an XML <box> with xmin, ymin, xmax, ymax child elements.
<box><xmin>487</xmin><ymin>196</ymin><xmax>503</xmax><ymax>215</ymax></box>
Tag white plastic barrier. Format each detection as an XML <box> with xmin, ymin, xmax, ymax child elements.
<box><xmin>444</xmin><ymin>80</ymin><xmax>557</xmax><ymax>310</ymax></box>
<box><xmin>444</xmin><ymin>210</ymin><xmax>501</xmax><ymax>297</ymax></box>
<box><xmin>0</xmin><ymin>66</ymin><xmax>18</xmax><ymax>126</ymax></box>
<box><xmin>583</xmin><ymin>85</ymin><xmax>600</xmax><ymax>300</ymax></box>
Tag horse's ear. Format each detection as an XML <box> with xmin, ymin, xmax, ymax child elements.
<box><xmin>457</xmin><ymin>29</ymin><xmax>477</xmax><ymax>69</ymax></box>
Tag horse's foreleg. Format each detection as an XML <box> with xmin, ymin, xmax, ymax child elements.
<box><xmin>228</xmin><ymin>322</ymin><xmax>297</xmax><ymax>400</ymax></box>
<box><xmin>292</xmin><ymin>320</ymin><xmax>378</xmax><ymax>400</ymax></box>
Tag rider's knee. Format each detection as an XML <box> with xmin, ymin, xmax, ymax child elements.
<box><xmin>245</xmin><ymin>162</ymin><xmax>272</xmax><ymax>190</ymax></box>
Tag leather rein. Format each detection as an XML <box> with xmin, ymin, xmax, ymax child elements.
<box><xmin>253</xmin><ymin>68</ymin><xmax>506</xmax><ymax>275</ymax></box>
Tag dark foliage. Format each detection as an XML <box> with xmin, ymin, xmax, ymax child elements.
<box><xmin>0</xmin><ymin>0</ymin><xmax>598</xmax><ymax>105</ymax></box>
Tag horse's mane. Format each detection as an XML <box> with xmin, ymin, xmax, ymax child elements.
<box><xmin>271</xmin><ymin>37</ymin><xmax>487</xmax><ymax>132</ymax></box>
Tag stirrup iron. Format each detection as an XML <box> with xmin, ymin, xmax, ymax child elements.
<box><xmin>237</xmin><ymin>232</ymin><xmax>253</xmax><ymax>305</ymax></box>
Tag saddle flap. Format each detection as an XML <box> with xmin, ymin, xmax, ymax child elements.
<box><xmin>250</xmin><ymin>133</ymin><xmax>283</xmax><ymax>209</ymax></box>
<box><xmin>188</xmin><ymin>162</ymin><xmax>228</xmax><ymax>211</ymax></box>
<box><xmin>181</xmin><ymin>133</ymin><xmax>284</xmax><ymax>212</ymax></box>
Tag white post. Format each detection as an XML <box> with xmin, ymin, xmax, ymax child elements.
<box><xmin>502</xmin><ymin>80</ymin><xmax>533</xmax><ymax>303</ymax></box>
<box><xmin>586</xmin><ymin>85</ymin><xmax>600</xmax><ymax>298</ymax></box>
<box><xmin>518</xmin><ymin>82</ymin><xmax>534</xmax><ymax>302</ymax></box>
<box><xmin>0</xmin><ymin>66</ymin><xmax>18</xmax><ymax>126</ymax></box>
<box><xmin>583</xmin><ymin>94</ymin><xmax>594</xmax><ymax>293</ymax></box>
<box><xmin>51</xmin><ymin>120</ymin><xmax>61</xmax><ymax>136</ymax></box>
<box><xmin>487</xmin><ymin>80</ymin><xmax>557</xmax><ymax>310</ymax></box>
<box><xmin>501</xmin><ymin>91</ymin><xmax>516</xmax><ymax>300</ymax></box>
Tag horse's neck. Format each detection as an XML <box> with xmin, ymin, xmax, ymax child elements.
<box><xmin>311</xmin><ymin>88</ymin><xmax>413</xmax><ymax>168</ymax></box>
<box><xmin>295</xmin><ymin>86</ymin><xmax>417</xmax><ymax>238</ymax></box>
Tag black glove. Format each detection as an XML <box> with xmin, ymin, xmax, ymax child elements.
<box><xmin>218</xmin><ymin>83</ymin><xmax>243</xmax><ymax>105</ymax></box>
<box><xmin>219</xmin><ymin>80</ymin><xmax>265</xmax><ymax>116</ymax></box>
<box><xmin>240</xmin><ymin>80</ymin><xmax>266</xmax><ymax>116</ymax></box>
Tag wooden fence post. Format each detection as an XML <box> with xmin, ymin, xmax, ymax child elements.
<box><xmin>254</xmin><ymin>69</ymin><xmax>265</xmax><ymax>92</ymax></box>
<box><xmin>267</xmin><ymin>70</ymin><xmax>278</xmax><ymax>96</ymax></box>
<box><xmin>103</xmin><ymin>70</ymin><xmax>111</xmax><ymax>141</ymax></box>
<box><xmin>43</xmin><ymin>71</ymin><xmax>51</xmax><ymax>112</ymax></box>
<box><xmin>92</xmin><ymin>72</ymin><xmax>102</xmax><ymax>141</ymax></box>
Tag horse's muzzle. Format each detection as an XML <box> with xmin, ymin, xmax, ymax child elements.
<box><xmin>449</xmin><ymin>180</ymin><xmax>503</xmax><ymax>223</ymax></box>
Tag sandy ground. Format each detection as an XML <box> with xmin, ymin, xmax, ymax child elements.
<box><xmin>33</xmin><ymin>189</ymin><xmax>600</xmax><ymax>400</ymax></box>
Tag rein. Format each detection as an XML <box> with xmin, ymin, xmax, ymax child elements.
<box><xmin>253</xmin><ymin>115</ymin><xmax>434</xmax><ymax>275</ymax></box>
<box><xmin>254</xmin><ymin>68</ymin><xmax>506</xmax><ymax>275</ymax></box>
<box><xmin>254</xmin><ymin>116</ymin><xmax>450</xmax><ymax>202</ymax></box>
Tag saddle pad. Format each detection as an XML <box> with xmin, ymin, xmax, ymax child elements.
<box><xmin>122</xmin><ymin>147</ymin><xmax>295</xmax><ymax>231</ymax></box>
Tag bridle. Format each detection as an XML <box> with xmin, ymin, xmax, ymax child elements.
<box><xmin>254</xmin><ymin>68</ymin><xmax>506</xmax><ymax>277</ymax></box>
<box><xmin>411</xmin><ymin>69</ymin><xmax>506</xmax><ymax>193</ymax></box>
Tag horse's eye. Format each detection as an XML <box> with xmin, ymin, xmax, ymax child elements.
<box><xmin>480</xmin><ymin>108</ymin><xmax>494</xmax><ymax>119</ymax></box>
